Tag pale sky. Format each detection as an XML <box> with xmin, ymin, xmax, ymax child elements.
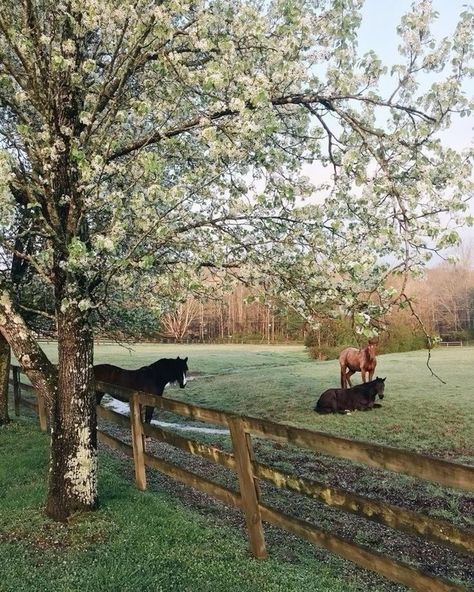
<box><xmin>303</xmin><ymin>1</ymin><xmax>473</xmax><ymax>247</ymax></box>
<box><xmin>359</xmin><ymin>0</ymin><xmax>473</xmax><ymax>151</ymax></box>
<box><xmin>360</xmin><ymin>1</ymin><xmax>473</xmax><ymax>246</ymax></box>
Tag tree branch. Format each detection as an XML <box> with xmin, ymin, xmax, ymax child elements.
<box><xmin>0</xmin><ymin>289</ymin><xmax>57</xmax><ymax>403</ymax></box>
<box><xmin>107</xmin><ymin>92</ymin><xmax>437</xmax><ymax>162</ymax></box>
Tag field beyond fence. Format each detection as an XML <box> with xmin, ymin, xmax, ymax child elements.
<box><xmin>9</xmin><ymin>362</ymin><xmax>474</xmax><ymax>592</ymax></box>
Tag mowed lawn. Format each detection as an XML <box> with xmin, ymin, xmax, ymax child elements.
<box><xmin>0</xmin><ymin>422</ymin><xmax>352</xmax><ymax>592</ymax></box>
<box><xmin>3</xmin><ymin>343</ymin><xmax>473</xmax><ymax>592</ymax></box>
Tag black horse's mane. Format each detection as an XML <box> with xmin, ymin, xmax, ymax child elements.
<box><xmin>350</xmin><ymin>377</ymin><xmax>384</xmax><ymax>392</ymax></box>
<box><xmin>148</xmin><ymin>358</ymin><xmax>179</xmax><ymax>370</ymax></box>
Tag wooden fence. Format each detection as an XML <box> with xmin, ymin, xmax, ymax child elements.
<box><xmin>9</xmin><ymin>364</ymin><xmax>474</xmax><ymax>592</ymax></box>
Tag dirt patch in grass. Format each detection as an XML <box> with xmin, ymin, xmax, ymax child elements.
<box><xmin>100</xmin><ymin>420</ymin><xmax>473</xmax><ymax>592</ymax></box>
<box><xmin>0</xmin><ymin>512</ymin><xmax>110</xmax><ymax>555</ymax></box>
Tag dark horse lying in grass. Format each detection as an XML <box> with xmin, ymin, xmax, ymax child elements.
<box><xmin>94</xmin><ymin>356</ymin><xmax>189</xmax><ymax>423</ymax></box>
<box><xmin>314</xmin><ymin>377</ymin><xmax>385</xmax><ymax>414</ymax></box>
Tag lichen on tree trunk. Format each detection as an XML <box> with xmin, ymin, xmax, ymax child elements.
<box><xmin>0</xmin><ymin>332</ymin><xmax>11</xmax><ymax>426</ymax></box>
<box><xmin>45</xmin><ymin>304</ymin><xmax>98</xmax><ymax>521</ymax></box>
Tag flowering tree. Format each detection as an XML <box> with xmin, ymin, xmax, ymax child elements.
<box><xmin>0</xmin><ymin>0</ymin><xmax>472</xmax><ymax>520</ymax></box>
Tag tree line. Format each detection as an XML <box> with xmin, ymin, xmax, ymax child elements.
<box><xmin>98</xmin><ymin>249</ymin><xmax>474</xmax><ymax>353</ymax></box>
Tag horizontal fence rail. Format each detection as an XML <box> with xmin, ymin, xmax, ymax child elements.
<box><xmin>101</xmin><ymin>383</ymin><xmax>474</xmax><ymax>493</ymax></box>
<box><xmin>9</xmin><ymin>365</ymin><xmax>474</xmax><ymax>592</ymax></box>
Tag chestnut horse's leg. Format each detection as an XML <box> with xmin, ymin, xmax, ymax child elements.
<box><xmin>345</xmin><ymin>370</ymin><xmax>355</xmax><ymax>387</ymax></box>
<box><xmin>361</xmin><ymin>368</ymin><xmax>367</xmax><ymax>383</ymax></box>
<box><xmin>340</xmin><ymin>365</ymin><xmax>354</xmax><ymax>388</ymax></box>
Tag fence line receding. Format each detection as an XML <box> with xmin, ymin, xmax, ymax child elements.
<box><xmin>9</xmin><ymin>364</ymin><xmax>474</xmax><ymax>592</ymax></box>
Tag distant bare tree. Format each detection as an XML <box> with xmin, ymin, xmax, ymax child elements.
<box><xmin>161</xmin><ymin>300</ymin><xmax>200</xmax><ymax>342</ymax></box>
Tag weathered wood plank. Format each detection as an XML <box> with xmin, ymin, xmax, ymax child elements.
<box><xmin>97</xmin><ymin>405</ymin><xmax>131</xmax><ymax>429</ymax></box>
<box><xmin>245</xmin><ymin>431</ymin><xmax>262</xmax><ymax>499</ymax></box>
<box><xmin>135</xmin><ymin>390</ymin><xmax>229</xmax><ymax>427</ymax></box>
<box><xmin>98</xmin><ymin>430</ymin><xmax>133</xmax><ymax>457</ymax></box>
<box><xmin>241</xmin><ymin>416</ymin><xmax>474</xmax><ymax>492</ymax></box>
<box><xmin>229</xmin><ymin>417</ymin><xmax>267</xmax><ymax>559</ymax></box>
<box><xmin>37</xmin><ymin>392</ymin><xmax>48</xmax><ymax>432</ymax></box>
<box><xmin>95</xmin><ymin>381</ymin><xmax>228</xmax><ymax>426</ymax></box>
<box><xmin>259</xmin><ymin>505</ymin><xmax>468</xmax><ymax>592</ymax></box>
<box><xmin>143</xmin><ymin>451</ymin><xmax>241</xmax><ymax>509</ymax></box>
<box><xmin>254</xmin><ymin>462</ymin><xmax>474</xmax><ymax>555</ymax></box>
<box><xmin>130</xmin><ymin>394</ymin><xmax>147</xmax><ymax>491</ymax></box>
<box><xmin>142</xmin><ymin>422</ymin><xmax>236</xmax><ymax>470</ymax></box>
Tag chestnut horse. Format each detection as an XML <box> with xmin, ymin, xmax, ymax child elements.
<box><xmin>339</xmin><ymin>341</ymin><xmax>377</xmax><ymax>388</ymax></box>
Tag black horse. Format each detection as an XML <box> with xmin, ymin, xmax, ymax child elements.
<box><xmin>94</xmin><ymin>356</ymin><xmax>188</xmax><ymax>423</ymax></box>
<box><xmin>314</xmin><ymin>377</ymin><xmax>385</xmax><ymax>414</ymax></box>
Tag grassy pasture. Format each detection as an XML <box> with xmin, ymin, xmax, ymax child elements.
<box><xmin>0</xmin><ymin>421</ymin><xmax>352</xmax><ymax>592</ymax></box>
<box><xmin>3</xmin><ymin>343</ymin><xmax>474</xmax><ymax>591</ymax></box>
<box><xmin>37</xmin><ymin>341</ymin><xmax>474</xmax><ymax>456</ymax></box>
<box><xmin>39</xmin><ymin>341</ymin><xmax>473</xmax><ymax>458</ymax></box>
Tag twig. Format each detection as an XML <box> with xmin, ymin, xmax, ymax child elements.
<box><xmin>400</xmin><ymin>293</ymin><xmax>446</xmax><ymax>384</ymax></box>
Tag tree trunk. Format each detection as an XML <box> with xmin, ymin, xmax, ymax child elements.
<box><xmin>0</xmin><ymin>332</ymin><xmax>10</xmax><ymax>426</ymax></box>
<box><xmin>45</xmin><ymin>304</ymin><xmax>97</xmax><ymax>521</ymax></box>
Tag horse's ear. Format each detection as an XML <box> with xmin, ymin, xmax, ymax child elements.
<box><xmin>382</xmin><ymin>377</ymin><xmax>386</xmax><ymax>382</ymax></box>
<box><xmin>177</xmin><ymin>356</ymin><xmax>181</xmax><ymax>360</ymax></box>
<box><xmin>184</xmin><ymin>357</ymin><xmax>188</xmax><ymax>362</ymax></box>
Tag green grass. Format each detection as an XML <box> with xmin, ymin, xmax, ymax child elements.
<box><xmin>57</xmin><ymin>342</ymin><xmax>473</xmax><ymax>458</ymax></box>
<box><xmin>1</xmin><ymin>419</ymin><xmax>357</xmax><ymax>592</ymax></box>
<box><xmin>4</xmin><ymin>343</ymin><xmax>473</xmax><ymax>591</ymax></box>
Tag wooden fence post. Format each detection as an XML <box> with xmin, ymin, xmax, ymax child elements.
<box><xmin>12</xmin><ymin>366</ymin><xmax>21</xmax><ymax>416</ymax></box>
<box><xmin>229</xmin><ymin>416</ymin><xmax>267</xmax><ymax>559</ymax></box>
<box><xmin>130</xmin><ymin>393</ymin><xmax>147</xmax><ymax>491</ymax></box>
<box><xmin>37</xmin><ymin>392</ymin><xmax>48</xmax><ymax>432</ymax></box>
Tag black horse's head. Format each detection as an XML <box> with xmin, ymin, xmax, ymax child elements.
<box><xmin>175</xmin><ymin>356</ymin><xmax>188</xmax><ymax>388</ymax></box>
<box><xmin>150</xmin><ymin>356</ymin><xmax>189</xmax><ymax>389</ymax></box>
<box><xmin>374</xmin><ymin>376</ymin><xmax>386</xmax><ymax>399</ymax></box>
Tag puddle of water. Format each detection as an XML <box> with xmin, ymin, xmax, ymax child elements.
<box><xmin>102</xmin><ymin>395</ymin><xmax>229</xmax><ymax>436</ymax></box>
